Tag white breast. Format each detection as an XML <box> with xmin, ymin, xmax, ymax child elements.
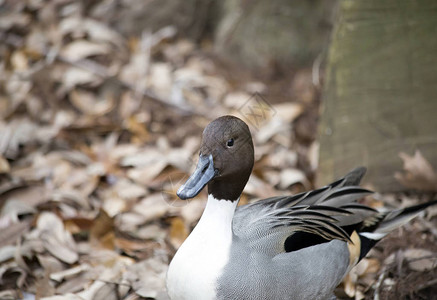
<box><xmin>166</xmin><ymin>195</ymin><xmax>238</xmax><ymax>300</ymax></box>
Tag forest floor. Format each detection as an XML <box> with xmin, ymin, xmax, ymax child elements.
<box><xmin>1</xmin><ymin>1</ymin><xmax>437</xmax><ymax>300</ymax></box>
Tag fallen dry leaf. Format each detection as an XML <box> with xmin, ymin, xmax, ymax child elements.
<box><xmin>132</xmin><ymin>194</ymin><xmax>169</xmax><ymax>223</ymax></box>
<box><xmin>278</xmin><ymin>168</ymin><xmax>310</xmax><ymax>190</ymax></box>
<box><xmin>37</xmin><ymin>255</ymin><xmax>65</xmax><ymax>274</ymax></box>
<box><xmin>59</xmin><ymin>17</ymin><xmax>124</xmax><ymax>46</ymax></box>
<box><xmin>0</xmin><ymin>155</ymin><xmax>10</xmax><ymax>174</ymax></box>
<box><xmin>256</xmin><ymin>117</ymin><xmax>290</xmax><ymax>144</ymax></box>
<box><xmin>37</xmin><ymin>212</ymin><xmax>78</xmax><ymax>264</ymax></box>
<box><xmin>223</xmin><ymin>92</ymin><xmax>252</xmax><ymax>109</ymax></box>
<box><xmin>343</xmin><ymin>258</ymin><xmax>380</xmax><ymax>298</ymax></box>
<box><xmin>168</xmin><ymin>217</ymin><xmax>188</xmax><ymax>249</ymax></box>
<box><xmin>69</xmin><ymin>89</ymin><xmax>115</xmax><ymax>116</ymax></box>
<box><xmin>41</xmin><ymin>293</ymin><xmax>84</xmax><ymax>300</ymax></box>
<box><xmin>50</xmin><ymin>264</ymin><xmax>90</xmax><ymax>283</ymax></box>
<box><xmin>62</xmin><ymin>67</ymin><xmax>102</xmax><ymax>90</ymax></box>
<box><xmin>404</xmin><ymin>248</ymin><xmax>437</xmax><ymax>272</ymax></box>
<box><xmin>90</xmin><ymin>210</ymin><xmax>115</xmax><ymax>250</ymax></box>
<box><xmin>273</xmin><ymin>102</ymin><xmax>304</xmax><ymax>123</ymax></box>
<box><xmin>123</xmin><ymin>257</ymin><xmax>168</xmax><ymax>299</ymax></box>
<box><xmin>395</xmin><ymin>150</ymin><xmax>437</xmax><ymax>191</ymax></box>
<box><xmin>61</xmin><ymin>40</ymin><xmax>110</xmax><ymax>62</ymax></box>
<box><xmin>0</xmin><ymin>219</ymin><xmax>32</xmax><ymax>249</ymax></box>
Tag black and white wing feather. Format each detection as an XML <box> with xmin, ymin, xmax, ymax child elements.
<box><xmin>233</xmin><ymin>167</ymin><xmax>375</xmax><ymax>253</ymax></box>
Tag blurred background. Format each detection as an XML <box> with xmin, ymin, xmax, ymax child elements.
<box><xmin>1</xmin><ymin>0</ymin><xmax>437</xmax><ymax>299</ymax></box>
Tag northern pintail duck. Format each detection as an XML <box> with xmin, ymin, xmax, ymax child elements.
<box><xmin>166</xmin><ymin>115</ymin><xmax>437</xmax><ymax>300</ymax></box>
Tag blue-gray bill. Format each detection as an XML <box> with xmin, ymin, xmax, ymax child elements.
<box><xmin>177</xmin><ymin>154</ymin><xmax>216</xmax><ymax>200</ymax></box>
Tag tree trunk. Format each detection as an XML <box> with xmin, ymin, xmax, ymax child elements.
<box><xmin>214</xmin><ymin>0</ymin><xmax>337</xmax><ymax>73</ymax></box>
<box><xmin>318</xmin><ymin>0</ymin><xmax>437</xmax><ymax>192</ymax></box>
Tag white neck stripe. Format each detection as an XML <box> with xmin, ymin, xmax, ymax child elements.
<box><xmin>167</xmin><ymin>195</ymin><xmax>238</xmax><ymax>299</ymax></box>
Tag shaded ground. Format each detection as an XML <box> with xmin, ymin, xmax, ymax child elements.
<box><xmin>1</xmin><ymin>1</ymin><xmax>437</xmax><ymax>299</ymax></box>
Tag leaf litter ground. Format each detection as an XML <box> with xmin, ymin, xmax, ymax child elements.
<box><xmin>1</xmin><ymin>1</ymin><xmax>437</xmax><ymax>299</ymax></box>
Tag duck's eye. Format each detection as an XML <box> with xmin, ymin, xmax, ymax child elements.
<box><xmin>226</xmin><ymin>138</ymin><xmax>234</xmax><ymax>148</ymax></box>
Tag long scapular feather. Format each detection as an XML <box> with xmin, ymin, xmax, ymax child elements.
<box><xmin>366</xmin><ymin>199</ymin><xmax>437</xmax><ymax>237</ymax></box>
<box><xmin>320</xmin><ymin>187</ymin><xmax>373</xmax><ymax>206</ymax></box>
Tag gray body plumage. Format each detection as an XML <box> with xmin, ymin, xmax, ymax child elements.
<box><xmin>217</xmin><ymin>238</ymin><xmax>348</xmax><ymax>300</ymax></box>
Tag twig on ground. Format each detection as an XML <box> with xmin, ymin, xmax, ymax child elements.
<box><xmin>373</xmin><ymin>266</ymin><xmax>388</xmax><ymax>300</ymax></box>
